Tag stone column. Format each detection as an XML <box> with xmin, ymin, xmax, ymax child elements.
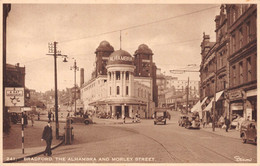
<box><xmin>112</xmin><ymin>105</ymin><xmax>116</xmax><ymax>118</ymax></box>
<box><xmin>114</xmin><ymin>71</ymin><xmax>116</xmax><ymax>96</ymax></box>
<box><xmin>107</xmin><ymin>72</ymin><xmax>110</xmax><ymax>96</ymax></box>
<box><xmin>129</xmin><ymin>72</ymin><xmax>132</xmax><ymax>97</ymax></box>
<box><xmin>129</xmin><ymin>105</ymin><xmax>133</xmax><ymax>118</ymax></box>
<box><xmin>121</xmin><ymin>71</ymin><xmax>123</xmax><ymax>97</ymax></box>
<box><xmin>122</xmin><ymin>105</ymin><xmax>125</xmax><ymax>118</ymax></box>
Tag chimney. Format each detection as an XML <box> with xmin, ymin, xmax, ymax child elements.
<box><xmin>80</xmin><ymin>68</ymin><xmax>84</xmax><ymax>87</ymax></box>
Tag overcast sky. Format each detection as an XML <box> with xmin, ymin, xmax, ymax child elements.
<box><xmin>6</xmin><ymin>3</ymin><xmax>221</xmax><ymax>92</ymax></box>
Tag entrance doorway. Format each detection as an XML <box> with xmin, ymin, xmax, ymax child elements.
<box><xmin>125</xmin><ymin>106</ymin><xmax>129</xmax><ymax>117</ymax></box>
<box><xmin>115</xmin><ymin>106</ymin><xmax>121</xmax><ymax>119</ymax></box>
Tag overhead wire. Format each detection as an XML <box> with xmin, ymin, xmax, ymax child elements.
<box><xmin>59</xmin><ymin>5</ymin><xmax>219</xmax><ymax>43</ymax></box>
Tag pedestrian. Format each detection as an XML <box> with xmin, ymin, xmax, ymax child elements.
<box><xmin>224</xmin><ymin>117</ymin><xmax>230</xmax><ymax>132</ymax></box>
<box><xmin>23</xmin><ymin>111</ymin><xmax>28</xmax><ymax>128</ymax></box>
<box><xmin>30</xmin><ymin>113</ymin><xmax>35</xmax><ymax>126</ymax></box>
<box><xmin>41</xmin><ymin>121</ymin><xmax>53</xmax><ymax>156</ymax></box>
<box><xmin>48</xmin><ymin>111</ymin><xmax>51</xmax><ymax>121</ymax></box>
<box><xmin>52</xmin><ymin>113</ymin><xmax>54</xmax><ymax>122</ymax></box>
<box><xmin>38</xmin><ymin>112</ymin><xmax>40</xmax><ymax>120</ymax></box>
<box><xmin>123</xmin><ymin>115</ymin><xmax>126</xmax><ymax>124</ymax></box>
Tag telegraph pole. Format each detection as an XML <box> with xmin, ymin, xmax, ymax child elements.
<box><xmin>186</xmin><ymin>77</ymin><xmax>190</xmax><ymax>114</ymax></box>
<box><xmin>71</xmin><ymin>59</ymin><xmax>79</xmax><ymax>114</ymax></box>
<box><xmin>47</xmin><ymin>42</ymin><xmax>68</xmax><ymax>139</ymax></box>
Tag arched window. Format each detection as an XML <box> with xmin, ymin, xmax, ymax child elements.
<box><xmin>126</xmin><ymin>72</ymin><xmax>129</xmax><ymax>80</ymax></box>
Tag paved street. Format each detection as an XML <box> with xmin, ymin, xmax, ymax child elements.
<box><xmin>18</xmin><ymin>111</ymin><xmax>256</xmax><ymax>164</ymax></box>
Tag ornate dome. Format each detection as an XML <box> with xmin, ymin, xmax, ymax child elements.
<box><xmin>134</xmin><ymin>44</ymin><xmax>153</xmax><ymax>55</ymax></box>
<box><xmin>107</xmin><ymin>50</ymin><xmax>133</xmax><ymax>65</ymax></box>
<box><xmin>95</xmin><ymin>41</ymin><xmax>114</xmax><ymax>53</ymax></box>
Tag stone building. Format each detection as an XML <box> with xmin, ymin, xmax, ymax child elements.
<box><xmin>81</xmin><ymin>41</ymin><xmax>157</xmax><ymax>119</ymax></box>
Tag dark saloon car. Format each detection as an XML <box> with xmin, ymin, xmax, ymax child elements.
<box><xmin>240</xmin><ymin>121</ymin><xmax>257</xmax><ymax>144</ymax></box>
<box><xmin>154</xmin><ymin>109</ymin><xmax>167</xmax><ymax>125</ymax></box>
<box><xmin>69</xmin><ymin>116</ymin><xmax>93</xmax><ymax>125</ymax></box>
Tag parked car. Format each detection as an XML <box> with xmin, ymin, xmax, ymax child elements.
<box><xmin>154</xmin><ymin>108</ymin><xmax>167</xmax><ymax>125</ymax></box>
<box><xmin>184</xmin><ymin>112</ymin><xmax>200</xmax><ymax>129</ymax></box>
<box><xmin>178</xmin><ymin>115</ymin><xmax>188</xmax><ymax>127</ymax></box>
<box><xmin>69</xmin><ymin>116</ymin><xmax>93</xmax><ymax>125</ymax></box>
<box><xmin>240</xmin><ymin>121</ymin><xmax>257</xmax><ymax>144</ymax></box>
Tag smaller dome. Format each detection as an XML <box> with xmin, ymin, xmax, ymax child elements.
<box><xmin>107</xmin><ymin>50</ymin><xmax>133</xmax><ymax>65</ymax></box>
<box><xmin>134</xmin><ymin>44</ymin><xmax>153</xmax><ymax>55</ymax></box>
<box><xmin>95</xmin><ymin>41</ymin><xmax>114</xmax><ymax>53</ymax></box>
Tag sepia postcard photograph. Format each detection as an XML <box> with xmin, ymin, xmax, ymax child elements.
<box><xmin>1</xmin><ymin>0</ymin><xmax>258</xmax><ymax>165</ymax></box>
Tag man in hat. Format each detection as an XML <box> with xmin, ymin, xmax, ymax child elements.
<box><xmin>41</xmin><ymin>121</ymin><xmax>53</xmax><ymax>156</ymax></box>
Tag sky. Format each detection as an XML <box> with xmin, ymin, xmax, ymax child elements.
<box><xmin>6</xmin><ymin>3</ymin><xmax>221</xmax><ymax>92</ymax></box>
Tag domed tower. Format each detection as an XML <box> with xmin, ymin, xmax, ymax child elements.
<box><xmin>94</xmin><ymin>41</ymin><xmax>114</xmax><ymax>77</ymax></box>
<box><xmin>133</xmin><ymin>44</ymin><xmax>153</xmax><ymax>77</ymax></box>
<box><xmin>106</xmin><ymin>50</ymin><xmax>135</xmax><ymax>118</ymax></box>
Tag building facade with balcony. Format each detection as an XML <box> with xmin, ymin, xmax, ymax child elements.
<box><xmin>81</xmin><ymin>41</ymin><xmax>157</xmax><ymax>119</ymax></box>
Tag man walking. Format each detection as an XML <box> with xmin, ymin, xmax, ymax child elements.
<box><xmin>41</xmin><ymin>121</ymin><xmax>53</xmax><ymax>156</ymax></box>
<box><xmin>224</xmin><ymin>117</ymin><xmax>230</xmax><ymax>132</ymax></box>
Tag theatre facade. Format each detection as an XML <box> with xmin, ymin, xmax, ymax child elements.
<box><xmin>81</xmin><ymin>41</ymin><xmax>157</xmax><ymax>119</ymax></box>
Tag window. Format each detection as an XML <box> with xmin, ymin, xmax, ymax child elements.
<box><xmin>232</xmin><ymin>34</ymin><xmax>236</xmax><ymax>53</ymax></box>
<box><xmin>232</xmin><ymin>65</ymin><xmax>237</xmax><ymax>87</ymax></box>
<box><xmin>116</xmin><ymin>71</ymin><xmax>120</xmax><ymax>80</ymax></box>
<box><xmin>239</xmin><ymin>62</ymin><xmax>243</xmax><ymax>84</ymax></box>
<box><xmin>247</xmin><ymin>57</ymin><xmax>252</xmax><ymax>82</ymax></box>
<box><xmin>109</xmin><ymin>72</ymin><xmax>111</xmax><ymax>81</ymax></box>
<box><xmin>117</xmin><ymin>86</ymin><xmax>120</xmax><ymax>95</ymax></box>
<box><xmin>126</xmin><ymin>72</ymin><xmax>129</xmax><ymax>80</ymax></box>
<box><xmin>126</xmin><ymin>86</ymin><xmax>129</xmax><ymax>95</ymax></box>
<box><xmin>239</xmin><ymin>28</ymin><xmax>243</xmax><ymax>48</ymax></box>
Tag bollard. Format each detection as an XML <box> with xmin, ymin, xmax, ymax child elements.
<box><xmin>64</xmin><ymin>118</ymin><xmax>73</xmax><ymax>145</ymax></box>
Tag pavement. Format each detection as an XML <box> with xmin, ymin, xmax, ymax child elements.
<box><xmin>2</xmin><ymin>112</ymin><xmax>240</xmax><ymax>163</ymax></box>
<box><xmin>3</xmin><ymin>120</ymin><xmax>65</xmax><ymax>163</ymax></box>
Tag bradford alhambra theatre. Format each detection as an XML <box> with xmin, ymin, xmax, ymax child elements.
<box><xmin>80</xmin><ymin>41</ymin><xmax>158</xmax><ymax>119</ymax></box>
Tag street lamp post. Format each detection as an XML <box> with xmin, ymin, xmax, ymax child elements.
<box><xmin>47</xmin><ymin>41</ymin><xmax>68</xmax><ymax>139</ymax></box>
<box><xmin>70</xmin><ymin>59</ymin><xmax>79</xmax><ymax>114</ymax></box>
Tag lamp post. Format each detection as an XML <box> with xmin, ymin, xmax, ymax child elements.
<box><xmin>47</xmin><ymin>41</ymin><xmax>68</xmax><ymax>139</ymax></box>
<box><xmin>70</xmin><ymin>59</ymin><xmax>79</xmax><ymax>114</ymax></box>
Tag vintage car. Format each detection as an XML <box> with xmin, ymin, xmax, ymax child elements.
<box><xmin>154</xmin><ymin>109</ymin><xmax>167</xmax><ymax>125</ymax></box>
<box><xmin>178</xmin><ymin>115</ymin><xmax>188</xmax><ymax>127</ymax></box>
<box><xmin>184</xmin><ymin>112</ymin><xmax>200</xmax><ymax>129</ymax></box>
<box><xmin>240</xmin><ymin>121</ymin><xmax>257</xmax><ymax>144</ymax></box>
<box><xmin>69</xmin><ymin>116</ymin><xmax>93</xmax><ymax>125</ymax></box>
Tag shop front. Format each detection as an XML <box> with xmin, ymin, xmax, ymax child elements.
<box><xmin>245</xmin><ymin>89</ymin><xmax>257</xmax><ymax>121</ymax></box>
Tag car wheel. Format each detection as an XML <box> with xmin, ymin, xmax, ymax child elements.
<box><xmin>242</xmin><ymin>134</ymin><xmax>247</xmax><ymax>143</ymax></box>
<box><xmin>84</xmin><ymin>120</ymin><xmax>90</xmax><ymax>125</ymax></box>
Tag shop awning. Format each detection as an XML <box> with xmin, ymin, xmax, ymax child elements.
<box><xmin>191</xmin><ymin>100</ymin><xmax>201</xmax><ymax>113</ymax></box>
<box><xmin>203</xmin><ymin>90</ymin><xmax>224</xmax><ymax>112</ymax></box>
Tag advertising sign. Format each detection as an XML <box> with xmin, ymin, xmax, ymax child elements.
<box><xmin>5</xmin><ymin>87</ymin><xmax>24</xmax><ymax>107</ymax></box>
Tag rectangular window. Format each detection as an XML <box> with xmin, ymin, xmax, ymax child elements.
<box><xmin>232</xmin><ymin>65</ymin><xmax>237</xmax><ymax>87</ymax></box>
<box><xmin>232</xmin><ymin>34</ymin><xmax>236</xmax><ymax>53</ymax></box>
<box><xmin>247</xmin><ymin>57</ymin><xmax>252</xmax><ymax>82</ymax></box>
<box><xmin>239</xmin><ymin>28</ymin><xmax>243</xmax><ymax>48</ymax></box>
<box><xmin>126</xmin><ymin>86</ymin><xmax>129</xmax><ymax>95</ymax></box>
<box><xmin>239</xmin><ymin>62</ymin><xmax>243</xmax><ymax>85</ymax></box>
<box><xmin>117</xmin><ymin>86</ymin><xmax>120</xmax><ymax>95</ymax></box>
<box><xmin>116</xmin><ymin>71</ymin><xmax>120</xmax><ymax>80</ymax></box>
<box><xmin>126</xmin><ymin>72</ymin><xmax>129</xmax><ymax>80</ymax></box>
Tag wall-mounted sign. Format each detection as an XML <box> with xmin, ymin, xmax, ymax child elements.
<box><xmin>5</xmin><ymin>87</ymin><xmax>24</xmax><ymax>107</ymax></box>
<box><xmin>229</xmin><ymin>90</ymin><xmax>242</xmax><ymax>100</ymax></box>
<box><xmin>109</xmin><ymin>55</ymin><xmax>133</xmax><ymax>62</ymax></box>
